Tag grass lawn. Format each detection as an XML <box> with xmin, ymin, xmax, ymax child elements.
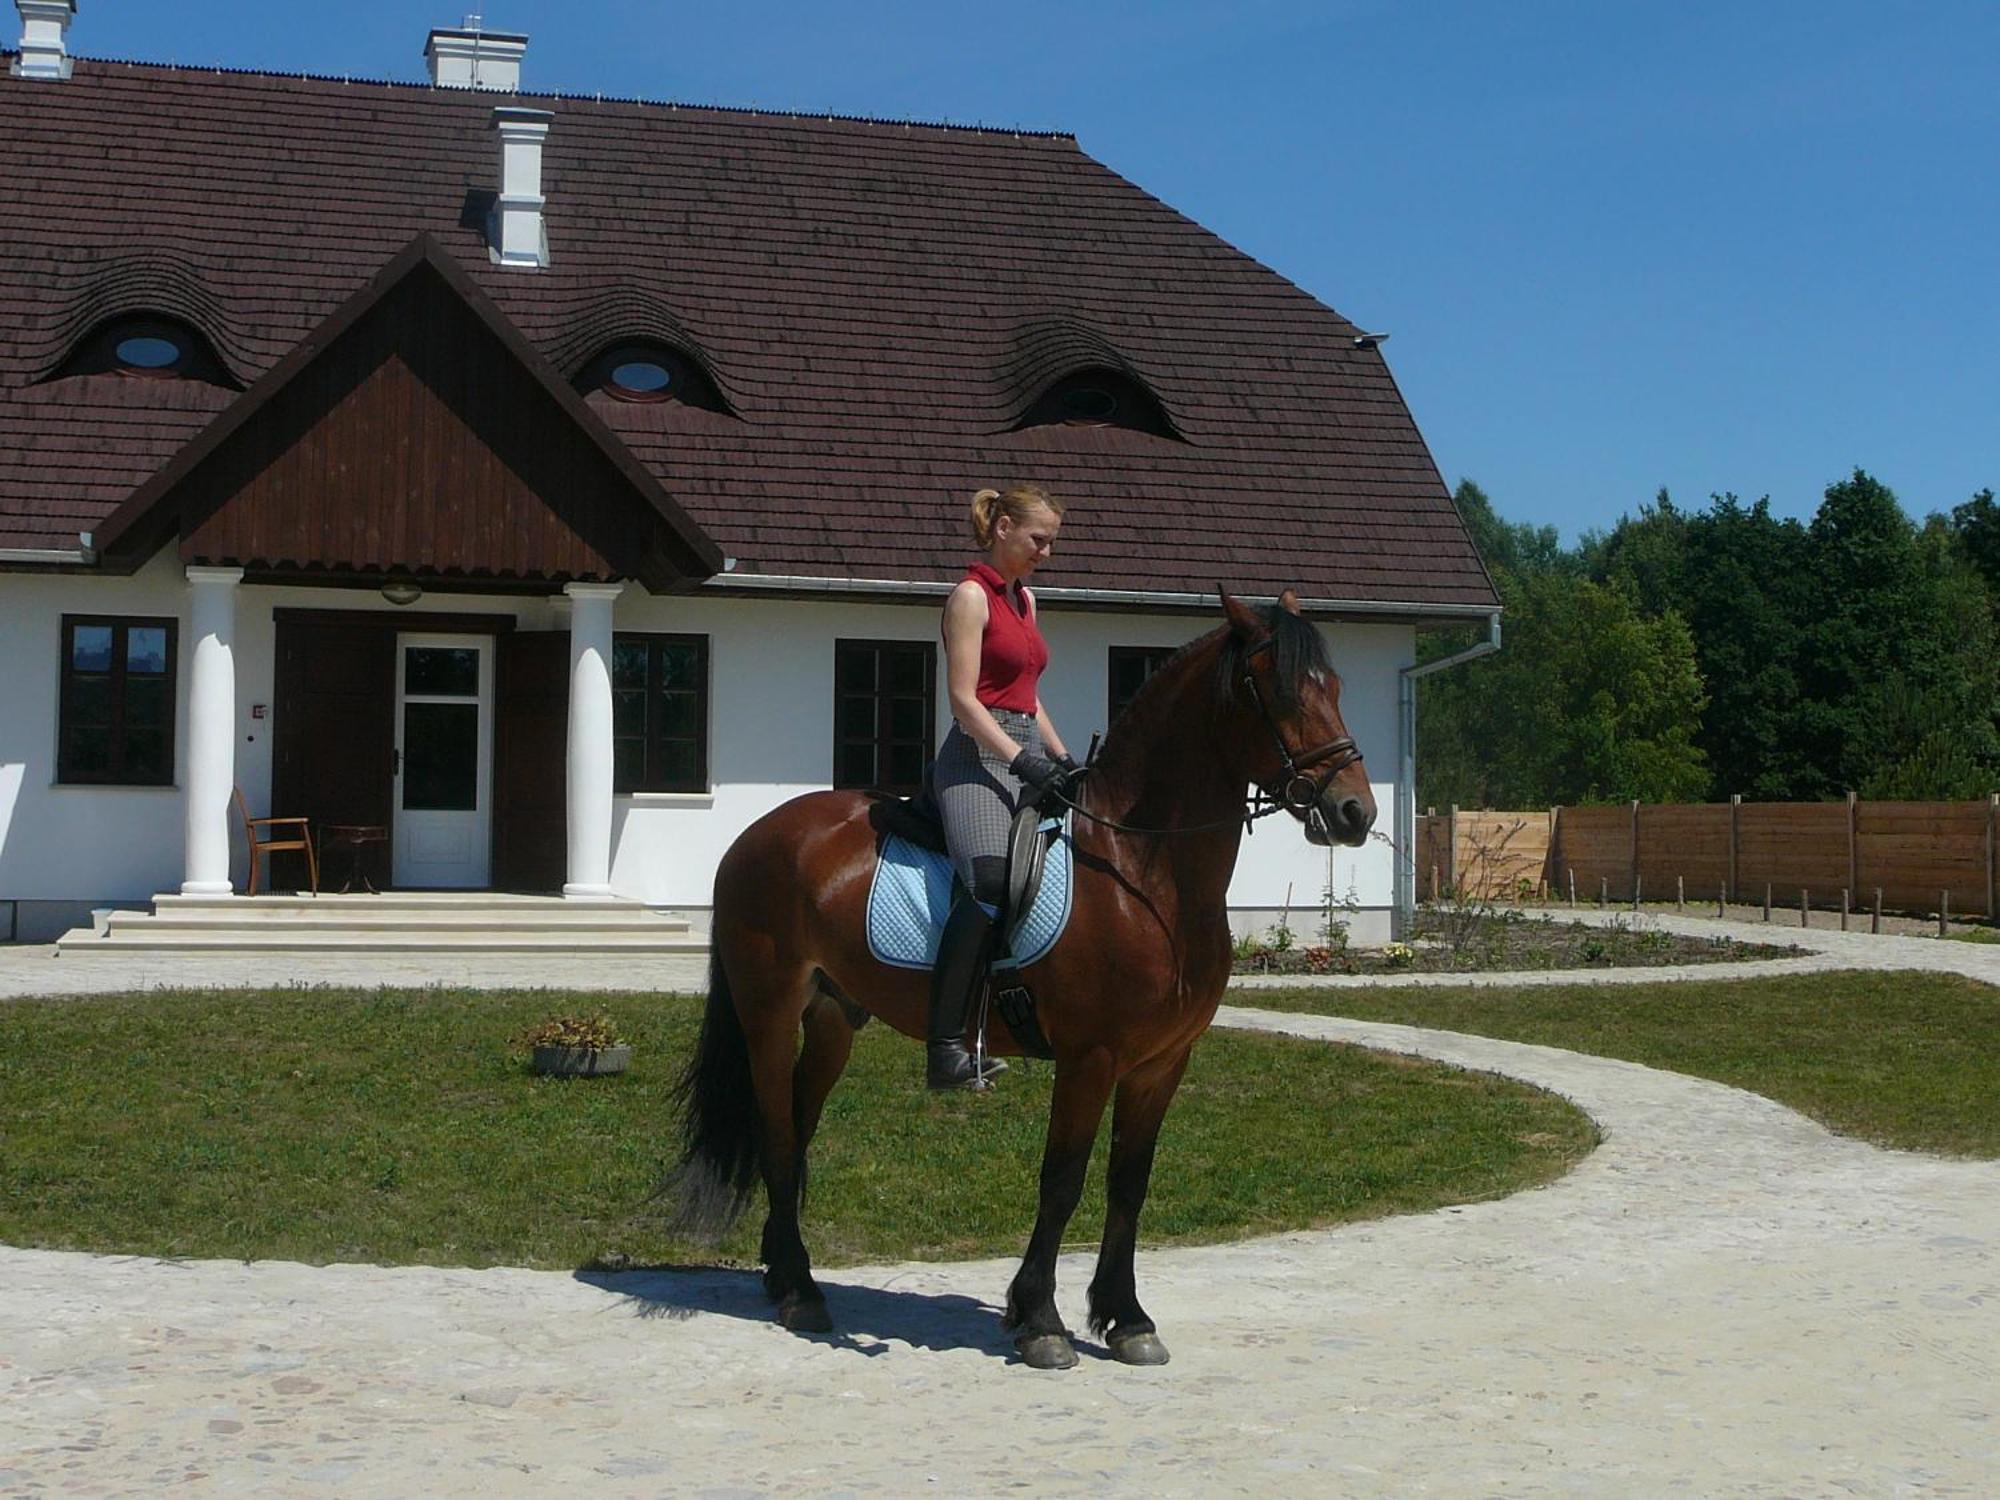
<box><xmin>1233</xmin><ymin>969</ymin><xmax>2000</xmax><ymax>1157</ymax></box>
<box><xmin>0</xmin><ymin>988</ymin><xmax>1593</xmax><ymax>1271</ymax></box>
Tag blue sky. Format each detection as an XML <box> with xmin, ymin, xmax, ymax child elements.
<box><xmin>80</xmin><ymin>0</ymin><xmax>1998</xmax><ymax>541</ymax></box>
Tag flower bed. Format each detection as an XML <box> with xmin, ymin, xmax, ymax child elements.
<box><xmin>1232</xmin><ymin>911</ymin><xmax>1801</xmax><ymax>976</ymax></box>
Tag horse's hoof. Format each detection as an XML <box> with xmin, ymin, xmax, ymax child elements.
<box><xmin>778</xmin><ymin>1294</ymin><xmax>832</xmax><ymax>1334</ymax></box>
<box><xmin>1015</xmin><ymin>1332</ymin><xmax>1079</xmax><ymax>1371</ymax></box>
<box><xmin>1108</xmin><ymin>1329</ymin><xmax>1170</xmax><ymax>1366</ymax></box>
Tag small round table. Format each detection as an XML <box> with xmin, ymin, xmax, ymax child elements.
<box><xmin>320</xmin><ymin>825</ymin><xmax>388</xmax><ymax>894</ymax></box>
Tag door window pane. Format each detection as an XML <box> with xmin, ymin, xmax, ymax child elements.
<box><xmin>405</xmin><ymin>646</ymin><xmax>480</xmax><ymax>697</ymax></box>
<box><xmin>612</xmin><ymin>640</ymin><xmax>648</xmax><ymax>690</ymax></box>
<box><xmin>838</xmin><ymin>742</ymin><xmax>876</xmax><ymax>788</ymax></box>
<box><xmin>71</xmin><ymin>626</ymin><xmax>114</xmax><ymax>673</ymax></box>
<box><xmin>403</xmin><ymin>702</ymin><xmax>479</xmax><ymax>810</ymax></box>
<box><xmin>126</xmin><ymin>627</ymin><xmax>169</xmax><ymax>674</ymax></box>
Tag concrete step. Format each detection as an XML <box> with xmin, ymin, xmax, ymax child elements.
<box><xmin>150</xmin><ymin>893</ymin><xmax>651</xmax><ymax>914</ymax></box>
<box><xmin>57</xmin><ymin>930</ymin><xmax>711</xmax><ymax>956</ymax></box>
<box><xmin>108</xmin><ymin>911</ymin><xmax>691</xmax><ymax>934</ymax></box>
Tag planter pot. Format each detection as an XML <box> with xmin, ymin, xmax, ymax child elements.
<box><xmin>531</xmin><ymin>1043</ymin><xmax>631</xmax><ymax>1077</ymax></box>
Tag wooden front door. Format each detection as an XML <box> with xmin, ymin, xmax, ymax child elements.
<box><xmin>273</xmin><ymin>619</ymin><xmax>396</xmax><ymax>890</ymax></box>
<box><xmin>492</xmin><ymin>631</ymin><xmax>570</xmax><ymax>893</ymax></box>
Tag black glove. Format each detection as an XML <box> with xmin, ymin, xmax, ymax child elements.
<box><xmin>1010</xmin><ymin>749</ymin><xmax>1068</xmax><ymax>795</ymax></box>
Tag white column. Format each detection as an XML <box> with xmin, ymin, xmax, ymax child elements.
<box><xmin>563</xmin><ymin>582</ymin><xmax>624</xmax><ymax>898</ymax></box>
<box><xmin>181</xmin><ymin>566</ymin><xmax>244</xmax><ymax>896</ymax></box>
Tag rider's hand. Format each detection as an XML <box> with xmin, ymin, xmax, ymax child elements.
<box><xmin>1010</xmin><ymin>749</ymin><xmax>1067</xmax><ymax>794</ymax></box>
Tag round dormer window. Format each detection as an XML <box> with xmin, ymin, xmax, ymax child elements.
<box><xmin>609</xmin><ymin>354</ymin><xmax>674</xmax><ymax>398</ymax></box>
<box><xmin>1056</xmin><ymin>384</ymin><xmax>1119</xmax><ymax>424</ymax></box>
<box><xmin>115</xmin><ymin>333</ymin><xmax>186</xmax><ymax>371</ymax></box>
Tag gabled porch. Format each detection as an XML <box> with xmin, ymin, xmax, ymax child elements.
<box><xmin>71</xmin><ymin>235</ymin><xmax>722</xmax><ymax>913</ymax></box>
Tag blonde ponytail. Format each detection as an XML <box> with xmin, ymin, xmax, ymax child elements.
<box><xmin>968</xmin><ymin>484</ymin><xmax>1063</xmax><ymax>547</ymax></box>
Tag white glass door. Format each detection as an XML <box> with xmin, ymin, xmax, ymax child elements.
<box><xmin>393</xmin><ymin>633</ymin><xmax>493</xmax><ymax>888</ymax></box>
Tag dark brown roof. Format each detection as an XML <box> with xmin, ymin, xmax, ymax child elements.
<box><xmin>0</xmin><ymin>56</ymin><xmax>1497</xmax><ymax>611</ymax></box>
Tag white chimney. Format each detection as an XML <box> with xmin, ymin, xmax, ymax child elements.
<box><xmin>489</xmin><ymin>106</ymin><xmax>552</xmax><ymax>268</ymax></box>
<box><xmin>11</xmin><ymin>0</ymin><xmax>76</xmax><ymax>80</ymax></box>
<box><xmin>425</xmin><ymin>17</ymin><xmax>527</xmax><ymax>91</ymax></box>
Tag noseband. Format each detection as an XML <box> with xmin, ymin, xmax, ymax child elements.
<box><xmin>1240</xmin><ymin>636</ymin><xmax>1364</xmax><ymax>818</ymax></box>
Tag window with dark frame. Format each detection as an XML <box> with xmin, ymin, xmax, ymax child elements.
<box><xmin>611</xmin><ymin>633</ymin><xmax>709</xmax><ymax>793</ymax></box>
<box><xmin>833</xmin><ymin>639</ymin><xmax>936</xmax><ymax>795</ymax></box>
<box><xmin>58</xmin><ymin>615</ymin><xmax>178</xmax><ymax>786</ymax></box>
<box><xmin>1108</xmin><ymin>645</ymin><xmax>1177</xmax><ymax>729</ymax></box>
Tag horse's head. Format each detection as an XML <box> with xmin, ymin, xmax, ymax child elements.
<box><xmin>1218</xmin><ymin>588</ymin><xmax>1378</xmax><ymax>848</ymax></box>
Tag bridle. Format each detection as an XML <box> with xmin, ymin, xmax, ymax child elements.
<box><xmin>1239</xmin><ymin>635</ymin><xmax>1365</xmax><ymax>821</ymax></box>
<box><xmin>1047</xmin><ymin>633</ymin><xmax>1365</xmax><ymax>838</ymax></box>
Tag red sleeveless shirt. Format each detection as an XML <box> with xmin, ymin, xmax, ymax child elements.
<box><xmin>961</xmin><ymin>561</ymin><xmax>1049</xmax><ymax>713</ymax></box>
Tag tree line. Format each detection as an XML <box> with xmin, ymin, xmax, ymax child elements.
<box><xmin>1417</xmin><ymin>471</ymin><xmax>2000</xmax><ymax>808</ymax></box>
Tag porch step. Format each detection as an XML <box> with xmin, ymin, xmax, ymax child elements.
<box><xmin>57</xmin><ymin>931</ymin><xmax>711</xmax><ymax>955</ymax></box>
<box><xmin>53</xmin><ymin>893</ymin><xmax>709</xmax><ymax>957</ymax></box>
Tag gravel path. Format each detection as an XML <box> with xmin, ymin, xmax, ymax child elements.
<box><xmin>1</xmin><ymin>923</ymin><xmax>1996</xmax><ymax>1495</ymax></box>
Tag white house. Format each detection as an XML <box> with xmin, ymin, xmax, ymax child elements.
<box><xmin>0</xmin><ymin>8</ymin><xmax>1500</xmax><ymax>948</ymax></box>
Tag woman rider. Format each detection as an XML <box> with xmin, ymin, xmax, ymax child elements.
<box><xmin>926</xmin><ymin>484</ymin><xmax>1080</xmax><ymax>1089</ymax></box>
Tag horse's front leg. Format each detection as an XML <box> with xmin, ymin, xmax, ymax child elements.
<box><xmin>1087</xmin><ymin>1045</ymin><xmax>1192</xmax><ymax>1366</ymax></box>
<box><xmin>1004</xmin><ymin>1045</ymin><xmax>1118</xmax><ymax>1370</ymax></box>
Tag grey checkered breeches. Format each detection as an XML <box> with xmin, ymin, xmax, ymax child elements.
<box><xmin>934</xmin><ymin>709</ymin><xmax>1041</xmax><ymax>895</ymax></box>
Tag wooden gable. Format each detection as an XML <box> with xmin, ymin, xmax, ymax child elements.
<box><xmin>91</xmin><ymin>237</ymin><xmax>720</xmax><ymax>591</ymax></box>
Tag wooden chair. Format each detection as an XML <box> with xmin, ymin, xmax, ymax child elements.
<box><xmin>234</xmin><ymin>787</ymin><xmax>319</xmax><ymax>895</ymax></box>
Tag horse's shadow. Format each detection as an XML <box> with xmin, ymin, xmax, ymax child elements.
<box><xmin>572</xmin><ymin>1263</ymin><xmax>1109</xmax><ymax>1364</ymax></box>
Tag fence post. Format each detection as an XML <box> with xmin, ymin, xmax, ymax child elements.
<box><xmin>1568</xmin><ymin>868</ymin><xmax>1577</xmax><ymax>906</ymax></box>
<box><xmin>1550</xmin><ymin>804</ymin><xmax>1564</xmax><ymax>908</ymax></box>
<box><xmin>1763</xmin><ymin>882</ymin><xmax>1772</xmax><ymax>923</ymax></box>
<box><xmin>1940</xmin><ymin>889</ymin><xmax>1950</xmax><ymax>937</ymax></box>
<box><xmin>1847</xmin><ymin>791</ymin><xmax>1859</xmax><ymax>900</ymax></box>
<box><xmin>1447</xmin><ymin>804</ymin><xmax>1458</xmax><ymax>900</ymax></box>
<box><xmin>1629</xmin><ymin>799</ymin><xmax>1641</xmax><ymax>904</ymax></box>
<box><xmin>1800</xmin><ymin>889</ymin><xmax>1809</xmax><ymax>928</ymax></box>
<box><xmin>1987</xmin><ymin>793</ymin><xmax>1997</xmax><ymax>922</ymax></box>
<box><xmin>1873</xmin><ymin>887</ymin><xmax>1882</xmax><ymax>935</ymax></box>
<box><xmin>1677</xmin><ymin>875</ymin><xmax>1684</xmax><ymax>913</ymax></box>
<box><xmin>1840</xmin><ymin>888</ymin><xmax>1849</xmax><ymax>932</ymax></box>
<box><xmin>1728</xmin><ymin>794</ymin><xmax>1741</xmax><ymax>904</ymax></box>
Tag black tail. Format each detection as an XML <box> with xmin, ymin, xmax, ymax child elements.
<box><xmin>662</xmin><ymin>948</ymin><xmax>761</xmax><ymax>1243</ymax></box>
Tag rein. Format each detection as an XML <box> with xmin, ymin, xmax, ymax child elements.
<box><xmin>1047</xmin><ymin>635</ymin><xmax>1364</xmax><ymax>839</ymax></box>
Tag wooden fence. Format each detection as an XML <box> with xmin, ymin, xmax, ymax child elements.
<box><xmin>1416</xmin><ymin>795</ymin><xmax>2000</xmax><ymax>917</ymax></box>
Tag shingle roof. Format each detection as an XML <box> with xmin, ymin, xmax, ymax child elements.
<box><xmin>0</xmin><ymin>55</ymin><xmax>1497</xmax><ymax>611</ymax></box>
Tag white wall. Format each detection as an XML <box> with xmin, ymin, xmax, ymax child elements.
<box><xmin>607</xmin><ymin>591</ymin><xmax>1409</xmax><ymax>939</ymax></box>
<box><xmin>2</xmin><ymin>559</ymin><xmax>1410</xmax><ymax>942</ymax></box>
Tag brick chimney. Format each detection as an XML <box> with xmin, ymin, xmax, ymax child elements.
<box><xmin>424</xmin><ymin>15</ymin><xmax>527</xmax><ymax>91</ymax></box>
<box><xmin>11</xmin><ymin>0</ymin><xmax>76</xmax><ymax>79</ymax></box>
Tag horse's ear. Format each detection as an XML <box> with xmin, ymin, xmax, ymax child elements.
<box><xmin>1277</xmin><ymin>588</ymin><xmax>1301</xmax><ymax>616</ymax></box>
<box><xmin>1218</xmin><ymin>586</ymin><xmax>1266</xmax><ymax>642</ymax></box>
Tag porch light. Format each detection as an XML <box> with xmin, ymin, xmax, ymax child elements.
<box><xmin>380</xmin><ymin>576</ymin><xmax>423</xmax><ymax>606</ymax></box>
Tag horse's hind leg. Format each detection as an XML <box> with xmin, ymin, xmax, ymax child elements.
<box><xmin>739</xmin><ymin>954</ymin><xmax>831</xmax><ymax>1332</ymax></box>
<box><xmin>1004</xmin><ymin>1045</ymin><xmax>1118</xmax><ymax>1370</ymax></box>
<box><xmin>1086</xmin><ymin>1046</ymin><xmax>1191</xmax><ymax>1366</ymax></box>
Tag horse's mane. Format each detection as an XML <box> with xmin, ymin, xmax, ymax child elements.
<box><xmin>1096</xmin><ymin>602</ymin><xmax>1332</xmax><ymax>766</ymax></box>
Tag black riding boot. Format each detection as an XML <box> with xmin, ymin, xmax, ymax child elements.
<box><xmin>927</xmin><ymin>895</ymin><xmax>1008</xmax><ymax>1089</ymax></box>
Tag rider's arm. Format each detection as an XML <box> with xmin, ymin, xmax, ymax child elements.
<box><xmin>944</xmin><ymin>581</ymin><xmax>1034</xmax><ymax>763</ymax></box>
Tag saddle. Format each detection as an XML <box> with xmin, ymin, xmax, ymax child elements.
<box><xmin>866</xmin><ymin>774</ymin><xmax>1064</xmax><ymax>1058</ymax></box>
<box><xmin>867</xmin><ymin>772</ymin><xmax>1060</xmax><ymax>958</ymax></box>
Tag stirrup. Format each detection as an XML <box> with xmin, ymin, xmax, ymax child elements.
<box><xmin>927</xmin><ymin>1039</ymin><xmax>1003</xmax><ymax>1091</ymax></box>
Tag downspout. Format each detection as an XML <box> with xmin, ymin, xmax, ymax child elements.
<box><xmin>1393</xmin><ymin>610</ymin><xmax>1501</xmax><ymax>939</ymax></box>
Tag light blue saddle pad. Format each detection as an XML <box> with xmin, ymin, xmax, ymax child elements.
<box><xmin>866</xmin><ymin>816</ymin><xmax>1074</xmax><ymax>972</ymax></box>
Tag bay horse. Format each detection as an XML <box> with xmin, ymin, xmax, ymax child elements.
<box><xmin>666</xmin><ymin>589</ymin><xmax>1377</xmax><ymax>1369</ymax></box>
